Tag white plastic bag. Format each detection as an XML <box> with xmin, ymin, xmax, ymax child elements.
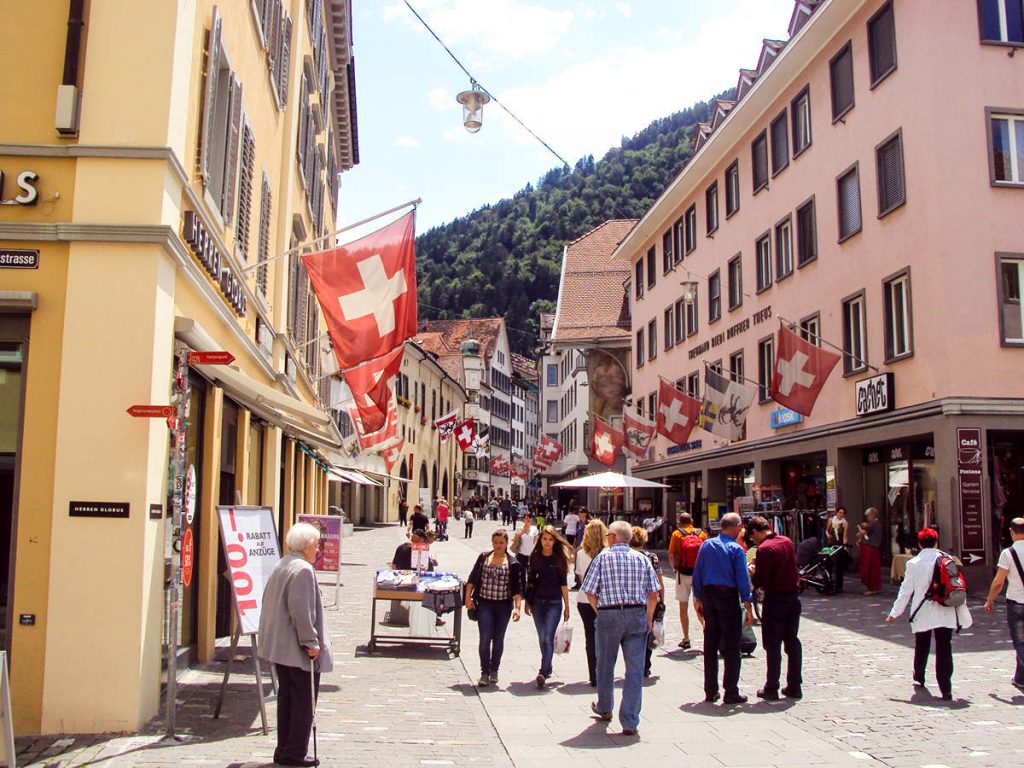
<box><xmin>554</xmin><ymin>623</ymin><xmax>573</xmax><ymax>654</ymax></box>
<box><xmin>649</xmin><ymin>619</ymin><xmax>665</xmax><ymax>649</ymax></box>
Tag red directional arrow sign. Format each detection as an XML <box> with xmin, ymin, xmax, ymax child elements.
<box><xmin>188</xmin><ymin>350</ymin><xmax>235</xmax><ymax>365</ymax></box>
<box><xmin>127</xmin><ymin>405</ymin><xmax>175</xmax><ymax>418</ymax></box>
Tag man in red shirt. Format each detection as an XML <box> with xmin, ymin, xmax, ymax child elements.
<box><xmin>748</xmin><ymin>516</ymin><xmax>802</xmax><ymax>700</ymax></box>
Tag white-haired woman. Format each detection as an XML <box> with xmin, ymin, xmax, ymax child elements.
<box><xmin>259</xmin><ymin>522</ymin><xmax>333</xmax><ymax>767</ymax></box>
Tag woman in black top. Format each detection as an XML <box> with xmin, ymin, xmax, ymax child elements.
<box><xmin>525</xmin><ymin>525</ymin><xmax>572</xmax><ymax>688</ymax></box>
<box><xmin>465</xmin><ymin>530</ymin><xmax>524</xmax><ymax>687</ymax></box>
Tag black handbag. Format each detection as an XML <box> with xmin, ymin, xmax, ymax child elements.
<box><xmin>466</xmin><ymin>606</ymin><xmax>478</xmax><ymax>621</ymax></box>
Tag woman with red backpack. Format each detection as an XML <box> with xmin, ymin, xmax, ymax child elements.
<box><xmin>668</xmin><ymin>513</ymin><xmax>707</xmax><ymax>650</ymax></box>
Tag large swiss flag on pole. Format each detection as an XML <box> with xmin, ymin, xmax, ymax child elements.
<box><xmin>343</xmin><ymin>345</ymin><xmax>403</xmax><ymax>434</ymax></box>
<box><xmin>771</xmin><ymin>323</ymin><xmax>841</xmax><ymax>416</ymax></box>
<box><xmin>656</xmin><ymin>379</ymin><xmax>701</xmax><ymax>446</ymax></box>
<box><xmin>303</xmin><ymin>211</ymin><xmax>417</xmax><ymax>369</ymax></box>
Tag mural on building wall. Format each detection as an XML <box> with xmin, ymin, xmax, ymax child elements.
<box><xmin>587</xmin><ymin>348</ymin><xmax>629</xmax><ymax>420</ymax></box>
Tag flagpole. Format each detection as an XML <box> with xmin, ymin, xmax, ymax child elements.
<box><xmin>240</xmin><ymin>197</ymin><xmax>422</xmax><ymax>275</ymax></box>
<box><xmin>777</xmin><ymin>315</ymin><xmax>879</xmax><ymax>373</ymax></box>
<box><xmin>701</xmin><ymin>360</ymin><xmax>764</xmax><ymax>391</ymax></box>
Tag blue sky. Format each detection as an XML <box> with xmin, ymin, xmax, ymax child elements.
<box><xmin>338</xmin><ymin>0</ymin><xmax>795</xmax><ymax>235</ymax></box>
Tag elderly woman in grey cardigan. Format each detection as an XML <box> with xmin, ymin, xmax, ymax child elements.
<box><xmin>259</xmin><ymin>522</ymin><xmax>333</xmax><ymax>767</ymax></box>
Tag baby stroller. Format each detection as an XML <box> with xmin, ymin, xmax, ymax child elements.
<box><xmin>798</xmin><ymin>546</ymin><xmax>843</xmax><ymax>594</ymax></box>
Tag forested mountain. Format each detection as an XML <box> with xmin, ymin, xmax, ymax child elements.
<box><xmin>415</xmin><ymin>90</ymin><xmax>732</xmax><ymax>355</ymax></box>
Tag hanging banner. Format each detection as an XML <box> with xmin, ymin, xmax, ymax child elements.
<box><xmin>216</xmin><ymin>506</ymin><xmax>281</xmax><ymax>634</ymax></box>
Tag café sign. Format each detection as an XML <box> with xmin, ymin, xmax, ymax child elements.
<box><xmin>182</xmin><ymin>211</ymin><xmax>247</xmax><ymax>316</ymax></box>
<box><xmin>855</xmin><ymin>372</ymin><xmax>894</xmax><ymax>416</ymax></box>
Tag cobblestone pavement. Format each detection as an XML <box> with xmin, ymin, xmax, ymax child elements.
<box><xmin>15</xmin><ymin>520</ymin><xmax>1024</xmax><ymax>767</ymax></box>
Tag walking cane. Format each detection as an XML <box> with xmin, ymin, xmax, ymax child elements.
<box><xmin>310</xmin><ymin>659</ymin><xmax>318</xmax><ymax>764</ymax></box>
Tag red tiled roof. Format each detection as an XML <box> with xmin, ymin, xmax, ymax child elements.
<box><xmin>552</xmin><ymin>219</ymin><xmax>637</xmax><ymax>344</ymax></box>
<box><xmin>416</xmin><ymin>317</ymin><xmax>505</xmax><ymax>361</ymax></box>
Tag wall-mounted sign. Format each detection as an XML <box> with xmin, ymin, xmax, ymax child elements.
<box><xmin>769</xmin><ymin>408</ymin><xmax>803</xmax><ymax>429</ymax></box>
<box><xmin>956</xmin><ymin>427</ymin><xmax>985</xmax><ymax>563</ymax></box>
<box><xmin>0</xmin><ymin>170</ymin><xmax>39</xmax><ymax>205</ymax></box>
<box><xmin>182</xmin><ymin>211</ymin><xmax>247</xmax><ymax>316</ymax></box>
<box><xmin>464</xmin><ymin>470</ymin><xmax>478</xmax><ymax>480</ymax></box>
<box><xmin>689</xmin><ymin>306</ymin><xmax>773</xmax><ymax>359</ymax></box>
<box><xmin>666</xmin><ymin>439</ymin><xmax>702</xmax><ymax>456</ymax></box>
<box><xmin>18</xmin><ymin>615</ymin><xmax>34</xmax><ymax>626</ymax></box>
<box><xmin>855</xmin><ymin>372</ymin><xmax>895</xmax><ymax>416</ymax></box>
<box><xmin>69</xmin><ymin>501</ymin><xmax>130</xmax><ymax>518</ymax></box>
<box><xmin>862</xmin><ymin>440</ymin><xmax>934</xmax><ymax>466</ymax></box>
<box><xmin>0</xmin><ymin>249</ymin><xmax>39</xmax><ymax>269</ymax></box>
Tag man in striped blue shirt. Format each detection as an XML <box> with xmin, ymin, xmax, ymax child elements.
<box><xmin>583</xmin><ymin>520</ymin><xmax>660</xmax><ymax>736</ymax></box>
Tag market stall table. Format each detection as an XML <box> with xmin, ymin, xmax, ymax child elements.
<box><xmin>368</xmin><ymin>570</ymin><xmax>463</xmax><ymax>656</ymax></box>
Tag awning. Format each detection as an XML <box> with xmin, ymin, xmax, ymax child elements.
<box><xmin>361</xmin><ymin>468</ymin><xmax>413</xmax><ymax>484</ymax></box>
<box><xmin>329</xmin><ymin>468</ymin><xmax>381</xmax><ymax>486</ymax></box>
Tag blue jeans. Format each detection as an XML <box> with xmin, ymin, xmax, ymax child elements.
<box><xmin>476</xmin><ymin>599</ymin><xmax>513</xmax><ymax>676</ymax></box>
<box><xmin>531</xmin><ymin>598</ymin><xmax>562</xmax><ymax>677</ymax></box>
<box><xmin>595</xmin><ymin>606</ymin><xmax>648</xmax><ymax>730</ymax></box>
<box><xmin>1008</xmin><ymin>600</ymin><xmax>1024</xmax><ymax>685</ymax></box>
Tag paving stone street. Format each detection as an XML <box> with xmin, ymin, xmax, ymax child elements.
<box><xmin>16</xmin><ymin>520</ymin><xmax>1024</xmax><ymax>768</ymax></box>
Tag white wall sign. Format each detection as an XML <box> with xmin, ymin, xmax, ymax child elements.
<box><xmin>855</xmin><ymin>372</ymin><xmax>895</xmax><ymax>417</ymax></box>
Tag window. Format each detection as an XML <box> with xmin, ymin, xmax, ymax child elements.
<box><xmin>728</xmin><ymin>255</ymin><xmax>743</xmax><ymax>310</ymax></box>
<box><xmin>684</xmin><ymin>204</ymin><xmax>697</xmax><ymax>254</ymax></box>
<box><xmin>999</xmin><ymin>256</ymin><xmax>1024</xmax><ymax>343</ymax></box>
<box><xmin>686</xmin><ymin>372</ymin><xmax>700</xmax><ymax>398</ymax></box>
<box><xmin>673</xmin><ymin>217</ymin><xmax>684</xmax><ymax>263</ymax></box>
<box><xmin>664</xmin><ymin>308</ymin><xmax>675</xmax><ymax>350</ymax></box>
<box><xmin>663</xmin><ymin>230</ymin><xmax>673</xmax><ymax>273</ymax></box>
<box><xmin>876</xmin><ymin>131</ymin><xmax>906</xmax><ymax>215</ymax></box>
<box><xmin>706</xmin><ymin>182</ymin><xmax>719</xmax><ymax>234</ymax></box>
<box><xmin>770</xmin><ymin>110</ymin><xmax>789</xmax><ymax>175</ymax></box>
<box><xmin>800</xmin><ymin>314</ymin><xmax>821</xmax><ymax>346</ymax></box>
<box><xmin>796</xmin><ymin>198</ymin><xmax>818</xmax><ymax>265</ymax></box>
<box><xmin>884</xmin><ymin>270</ymin><xmax>913</xmax><ymax>360</ymax></box>
<box><xmin>709</xmin><ymin>359</ymin><xmax>723</xmax><ymax>375</ymax></box>
<box><xmin>637</xmin><ymin>397</ymin><xmax>644</xmax><ymax>418</ymax></box>
<box><xmin>647</xmin><ymin>247</ymin><xmax>657</xmax><ymax>289</ymax></box>
<box><xmin>725</xmin><ymin>161</ymin><xmax>741</xmax><ymax>217</ymax></box>
<box><xmin>236</xmin><ymin>122</ymin><xmax>256</xmax><ymax>259</ymax></box>
<box><xmin>648</xmin><ymin>392</ymin><xmax>657</xmax><ymax>421</ymax></box>
<box><xmin>757</xmin><ymin>337</ymin><xmax>774</xmax><ymax>402</ymax></box>
<box><xmin>546</xmin><ymin>364</ymin><xmax>557</xmax><ymax>387</ymax></box>
<box><xmin>648</xmin><ymin>319</ymin><xmax>658</xmax><ymax>360</ymax></box>
<box><xmin>837</xmin><ymin>164</ymin><xmax>863</xmax><ymax>242</ymax></box>
<box><xmin>729</xmin><ymin>351</ymin><xmax>744</xmax><ymax>385</ymax></box>
<box><xmin>636</xmin><ymin>328</ymin><xmax>645</xmax><ymax>367</ymax></box>
<box><xmin>674</xmin><ymin>298</ymin><xmax>685</xmax><ymax>343</ymax></box>
<box><xmin>979</xmin><ymin>0</ymin><xmax>1024</xmax><ymax>44</ymax></box>
<box><xmin>755</xmin><ymin>234</ymin><xmax>772</xmax><ymax>292</ymax></box>
<box><xmin>635</xmin><ymin>258</ymin><xmax>644</xmax><ymax>299</ymax></box>
<box><xmin>791</xmin><ymin>86</ymin><xmax>812</xmax><ymax>156</ymax></box>
<box><xmin>751</xmin><ymin>132</ymin><xmax>769</xmax><ymax>193</ymax></box>
<box><xmin>990</xmin><ymin>112</ymin><xmax>1024</xmax><ymax>185</ymax></box>
<box><xmin>868</xmin><ymin>2</ymin><xmax>897</xmax><ymax>86</ymax></box>
<box><xmin>709</xmin><ymin>270</ymin><xmax>721</xmax><ymax>322</ymax></box>
<box><xmin>842</xmin><ymin>292</ymin><xmax>867</xmax><ymax>374</ymax></box>
<box><xmin>830</xmin><ymin>42</ymin><xmax>855</xmax><ymax>121</ymax></box>
<box><xmin>686</xmin><ymin>294</ymin><xmax>699</xmax><ymax>337</ymax></box>
<box><xmin>775</xmin><ymin>215</ymin><xmax>793</xmax><ymax>279</ymax></box>
<box><xmin>256</xmin><ymin>173</ymin><xmax>272</xmax><ymax>295</ymax></box>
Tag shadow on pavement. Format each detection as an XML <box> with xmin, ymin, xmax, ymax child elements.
<box><xmin>557</xmin><ymin>721</ymin><xmax>617</xmax><ymax>750</ymax></box>
<box><xmin>988</xmin><ymin>692</ymin><xmax>1024</xmax><ymax>705</ymax></box>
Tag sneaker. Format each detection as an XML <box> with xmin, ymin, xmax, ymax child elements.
<box><xmin>488</xmin><ymin>672</ymin><xmax>499</xmax><ymax>684</ymax></box>
<box><xmin>678</xmin><ymin>639</ymin><xmax>691</xmax><ymax>650</ymax></box>
<box><xmin>477</xmin><ymin>674</ymin><xmax>490</xmax><ymax>687</ymax></box>
<box><xmin>536</xmin><ymin>674</ymin><xmax>546</xmax><ymax>689</ymax></box>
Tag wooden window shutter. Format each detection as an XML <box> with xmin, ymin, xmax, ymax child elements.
<box><xmin>287</xmin><ymin>251</ymin><xmax>300</xmax><ymax>337</ymax></box>
<box><xmin>296</xmin><ymin>264</ymin><xmax>309</xmax><ymax>346</ymax></box>
<box><xmin>259</xmin><ymin>0</ymin><xmax>273</xmax><ymax>46</ymax></box>
<box><xmin>200</xmin><ymin>7</ymin><xmax>223</xmax><ymax>186</ymax></box>
<box><xmin>877</xmin><ymin>136</ymin><xmax>905</xmax><ymax>214</ymax></box>
<box><xmin>303</xmin><ymin>111</ymin><xmax>316</xmax><ymax>190</ymax></box>
<box><xmin>235</xmin><ymin>123</ymin><xmax>256</xmax><ymax>260</ymax></box>
<box><xmin>297</xmin><ymin>75</ymin><xmax>309</xmax><ymax>170</ymax></box>
<box><xmin>277</xmin><ymin>15</ymin><xmax>293</xmax><ymax>106</ymax></box>
<box><xmin>257</xmin><ymin>175</ymin><xmax>271</xmax><ymax>295</ymax></box>
<box><xmin>221</xmin><ymin>77</ymin><xmax>244</xmax><ymax>223</ymax></box>
<box><xmin>268</xmin><ymin>0</ymin><xmax>282</xmax><ymax>81</ymax></box>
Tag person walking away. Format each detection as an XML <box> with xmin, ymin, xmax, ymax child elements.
<box><xmin>525</xmin><ymin>526</ymin><xmax>573</xmax><ymax>688</ymax></box>
<box><xmin>258</xmin><ymin>522</ymin><xmax>333</xmax><ymax>767</ymax></box>
<box><xmin>499</xmin><ymin>495</ymin><xmax>512</xmax><ymax>526</ymax></box>
<box><xmin>464</xmin><ymin>507</ymin><xmax>475</xmax><ymax>539</ymax></box>
<box><xmin>747</xmin><ymin>516</ymin><xmax>803</xmax><ymax>700</ymax></box>
<box><xmin>436</xmin><ymin>498</ymin><xmax>450</xmax><ymax>539</ymax></box>
<box><xmin>582</xmin><ymin>520</ymin><xmax>660</xmax><ymax>736</ymax></box>
<box><xmin>857</xmin><ymin>507</ymin><xmax>883</xmax><ymax>595</ymax></box>
<box><xmin>692</xmin><ymin>512</ymin><xmax>755</xmax><ymax>704</ymax></box>
<box><xmin>886</xmin><ymin>528</ymin><xmax>972</xmax><ymax>700</ymax></box>
<box><xmin>511</xmin><ymin>512</ymin><xmax>538</xmax><ymax>567</ymax></box>
<box><xmin>563</xmin><ymin>507</ymin><xmax>582</xmax><ymax>587</ymax></box>
<box><xmin>667</xmin><ymin>513</ymin><xmax>707</xmax><ymax>650</ymax></box>
<box><xmin>465</xmin><ymin>529</ymin><xmax>524</xmax><ymax>687</ymax></box>
<box><xmin>983</xmin><ymin>517</ymin><xmax>1024</xmax><ymax>690</ymax></box>
<box><xmin>409</xmin><ymin>504</ymin><xmax>430</xmax><ymax>536</ymax></box>
<box><xmin>825</xmin><ymin>507</ymin><xmax>851</xmax><ymax>594</ymax></box>
<box><xmin>398</xmin><ymin>497</ymin><xmax>409</xmax><ymax>528</ymax></box>
<box><xmin>575</xmin><ymin>519</ymin><xmax>609</xmax><ymax>687</ymax></box>
<box><xmin>630</xmin><ymin>526</ymin><xmax>665</xmax><ymax>678</ymax></box>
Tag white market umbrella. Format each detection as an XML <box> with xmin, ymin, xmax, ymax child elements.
<box><xmin>553</xmin><ymin>471</ymin><xmax>668</xmax><ymax>489</ymax></box>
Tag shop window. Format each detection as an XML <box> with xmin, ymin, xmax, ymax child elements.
<box><xmin>752</xmin><ymin>131</ymin><xmax>769</xmax><ymax>193</ymax></box>
<box><xmin>842</xmin><ymin>292</ymin><xmax>868</xmax><ymax>374</ymax></box>
<box><xmin>756</xmin><ymin>233</ymin><xmax>772</xmax><ymax>292</ymax></box>
<box><xmin>728</xmin><ymin>255</ymin><xmax>743</xmax><ymax>310</ymax></box>
<box><xmin>868</xmin><ymin>2</ymin><xmax>897</xmax><ymax>86</ymax></box>
<box><xmin>999</xmin><ymin>256</ymin><xmax>1024</xmax><ymax>343</ymax></box>
<box><xmin>884</xmin><ymin>270</ymin><xmax>913</xmax><ymax>360</ymax></box>
<box><xmin>709</xmin><ymin>270</ymin><xmax>721</xmax><ymax>322</ymax></box>
<box><xmin>979</xmin><ymin>0</ymin><xmax>1024</xmax><ymax>44</ymax></box>
<box><xmin>775</xmin><ymin>215</ymin><xmax>793</xmax><ymax>279</ymax></box>
<box><xmin>771</xmin><ymin>109</ymin><xmax>789</xmax><ymax>176</ymax></box>
<box><xmin>837</xmin><ymin>164</ymin><xmax>863</xmax><ymax>242</ymax></box>
<box><xmin>706</xmin><ymin>182</ymin><xmax>719</xmax><ymax>234</ymax></box>
<box><xmin>829</xmin><ymin>41</ymin><xmax>855</xmax><ymax>122</ymax></box>
<box><xmin>791</xmin><ymin>85</ymin><xmax>812</xmax><ymax>156</ymax></box>
<box><xmin>757</xmin><ymin>337</ymin><xmax>774</xmax><ymax>402</ymax></box>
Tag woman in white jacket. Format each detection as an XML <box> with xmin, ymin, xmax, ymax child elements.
<box><xmin>886</xmin><ymin>528</ymin><xmax>972</xmax><ymax>700</ymax></box>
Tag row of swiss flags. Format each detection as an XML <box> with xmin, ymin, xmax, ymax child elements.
<box><xmin>590</xmin><ymin>323</ymin><xmax>841</xmax><ymax>467</ymax></box>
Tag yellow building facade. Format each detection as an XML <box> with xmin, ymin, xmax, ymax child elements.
<box><xmin>0</xmin><ymin>0</ymin><xmax>357</xmax><ymax>734</ymax></box>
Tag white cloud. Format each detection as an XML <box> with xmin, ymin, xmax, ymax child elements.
<box><xmin>615</xmin><ymin>3</ymin><xmax>632</xmax><ymax>19</ymax></box>
<box><xmin>394</xmin><ymin>136</ymin><xmax>421</xmax><ymax>148</ymax></box>
<box><xmin>427</xmin><ymin>86</ymin><xmax>454</xmax><ymax>111</ymax></box>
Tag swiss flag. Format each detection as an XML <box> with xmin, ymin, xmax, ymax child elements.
<box><xmin>381</xmin><ymin>439</ymin><xmax>405</xmax><ymax>474</ymax></box>
<box><xmin>343</xmin><ymin>346</ymin><xmax>403</xmax><ymax>434</ymax></box>
<box><xmin>539</xmin><ymin>435</ymin><xmax>563</xmax><ymax>463</ymax></box>
<box><xmin>622</xmin><ymin>408</ymin><xmax>656</xmax><ymax>460</ymax></box>
<box><xmin>533</xmin><ymin>445</ymin><xmax>552</xmax><ymax>468</ymax></box>
<box><xmin>657</xmin><ymin>379</ymin><xmax>702</xmax><ymax>446</ymax></box>
<box><xmin>303</xmin><ymin>211</ymin><xmax>418</xmax><ymax>369</ymax></box>
<box><xmin>348</xmin><ymin>396</ymin><xmax>399</xmax><ymax>452</ymax></box>
<box><xmin>771</xmin><ymin>323</ymin><xmax>841</xmax><ymax>416</ymax></box>
<box><xmin>591</xmin><ymin>417</ymin><xmax>624</xmax><ymax>468</ymax></box>
<box><xmin>454</xmin><ymin>418</ymin><xmax>476</xmax><ymax>451</ymax></box>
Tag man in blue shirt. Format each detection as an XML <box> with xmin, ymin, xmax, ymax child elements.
<box><xmin>692</xmin><ymin>512</ymin><xmax>754</xmax><ymax>704</ymax></box>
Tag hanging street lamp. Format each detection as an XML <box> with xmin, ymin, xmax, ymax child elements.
<box><xmin>456</xmin><ymin>80</ymin><xmax>490</xmax><ymax>133</ymax></box>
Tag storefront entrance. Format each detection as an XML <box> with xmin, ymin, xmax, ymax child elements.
<box><xmin>989</xmin><ymin>430</ymin><xmax>1024</xmax><ymax>554</ymax></box>
<box><xmin>0</xmin><ymin>330</ymin><xmax>27</xmax><ymax>653</ymax></box>
<box><xmin>863</xmin><ymin>440</ymin><xmax>935</xmax><ymax>562</ymax></box>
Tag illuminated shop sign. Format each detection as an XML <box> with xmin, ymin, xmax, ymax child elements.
<box><xmin>182</xmin><ymin>211</ymin><xmax>247</xmax><ymax>317</ymax></box>
<box><xmin>769</xmin><ymin>408</ymin><xmax>803</xmax><ymax>428</ymax></box>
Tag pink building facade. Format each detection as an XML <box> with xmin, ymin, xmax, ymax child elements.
<box><xmin>617</xmin><ymin>0</ymin><xmax>1024</xmax><ymax>568</ymax></box>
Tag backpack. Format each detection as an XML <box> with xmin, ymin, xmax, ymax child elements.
<box><xmin>910</xmin><ymin>552</ymin><xmax>967</xmax><ymax>623</ymax></box>
<box><xmin>677</xmin><ymin>532</ymin><xmax>704</xmax><ymax>575</ymax></box>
